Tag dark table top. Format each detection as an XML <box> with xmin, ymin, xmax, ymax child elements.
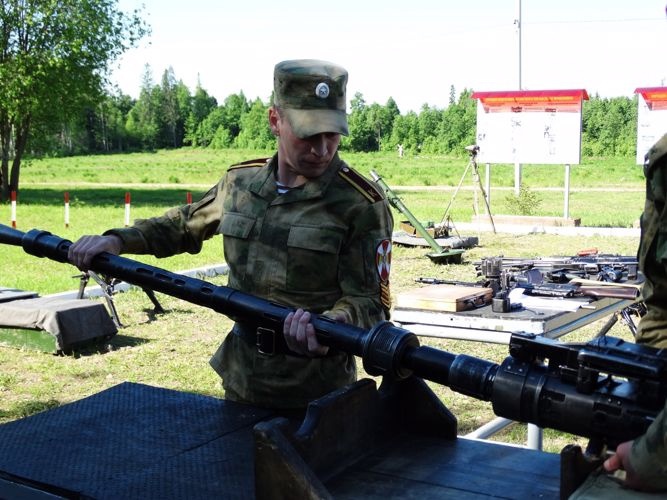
<box><xmin>0</xmin><ymin>382</ymin><xmax>561</xmax><ymax>499</ymax></box>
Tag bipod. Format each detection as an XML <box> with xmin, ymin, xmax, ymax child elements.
<box><xmin>441</xmin><ymin>145</ymin><xmax>496</xmax><ymax>234</ymax></box>
<box><xmin>370</xmin><ymin>170</ymin><xmax>464</xmax><ymax>264</ymax></box>
<box><xmin>75</xmin><ymin>271</ymin><xmax>124</xmax><ymax>328</ymax></box>
<box><xmin>75</xmin><ymin>271</ymin><xmax>166</xmax><ymax>328</ymax></box>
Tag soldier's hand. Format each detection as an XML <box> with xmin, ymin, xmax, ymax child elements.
<box><xmin>68</xmin><ymin>234</ymin><xmax>122</xmax><ymax>271</ymax></box>
<box><xmin>283</xmin><ymin>308</ymin><xmax>329</xmax><ymax>357</ymax></box>
<box><xmin>603</xmin><ymin>440</ymin><xmax>649</xmax><ymax>491</ymax></box>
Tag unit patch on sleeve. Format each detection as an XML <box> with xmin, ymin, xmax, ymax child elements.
<box><xmin>375</xmin><ymin>239</ymin><xmax>392</xmax><ymax>282</ymax></box>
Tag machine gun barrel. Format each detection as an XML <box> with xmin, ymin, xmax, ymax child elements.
<box><xmin>2</xmin><ymin>223</ymin><xmax>665</xmax><ymax>449</ymax></box>
<box><xmin>0</xmin><ymin>224</ymin><xmax>471</xmax><ymax>386</ymax></box>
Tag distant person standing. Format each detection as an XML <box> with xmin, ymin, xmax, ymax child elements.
<box><xmin>397</xmin><ymin>144</ymin><xmax>404</xmax><ymax>158</ymax></box>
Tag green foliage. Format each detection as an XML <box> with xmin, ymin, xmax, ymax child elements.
<box><xmin>582</xmin><ymin>95</ymin><xmax>637</xmax><ymax>156</ymax></box>
<box><xmin>0</xmin><ymin>5</ymin><xmax>645</xmax><ymax>199</ymax></box>
<box><xmin>503</xmin><ymin>185</ymin><xmax>543</xmax><ymax>216</ymax></box>
<box><xmin>234</xmin><ymin>99</ymin><xmax>275</xmax><ymax>149</ymax></box>
<box><xmin>0</xmin><ymin>0</ymin><xmax>149</xmax><ymax>199</ymax></box>
<box><xmin>184</xmin><ymin>83</ymin><xmax>218</xmax><ymax>146</ymax></box>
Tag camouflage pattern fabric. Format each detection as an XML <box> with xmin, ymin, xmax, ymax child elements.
<box><xmin>628</xmin><ymin>399</ymin><xmax>667</xmax><ymax>490</ymax></box>
<box><xmin>106</xmin><ymin>153</ymin><xmax>394</xmax><ymax>409</ymax></box>
<box><xmin>569</xmin><ymin>465</ymin><xmax>666</xmax><ymax>499</ymax></box>
<box><xmin>572</xmin><ymin>135</ymin><xmax>667</xmax><ymax>497</ymax></box>
<box><xmin>631</xmin><ymin>134</ymin><xmax>667</xmax><ymax>488</ymax></box>
<box><xmin>273</xmin><ymin>59</ymin><xmax>348</xmax><ymax>138</ymax></box>
<box><xmin>636</xmin><ymin>134</ymin><xmax>667</xmax><ymax>349</ymax></box>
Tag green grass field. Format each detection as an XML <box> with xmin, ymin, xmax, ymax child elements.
<box><xmin>0</xmin><ymin>148</ymin><xmax>645</xmax><ymax>454</ymax></box>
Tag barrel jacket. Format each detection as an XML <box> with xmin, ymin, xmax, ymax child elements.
<box><xmin>107</xmin><ymin>152</ymin><xmax>394</xmax><ymax>408</ymax></box>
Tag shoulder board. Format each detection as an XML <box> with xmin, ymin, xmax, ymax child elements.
<box><xmin>228</xmin><ymin>158</ymin><xmax>270</xmax><ymax>171</ymax></box>
<box><xmin>338</xmin><ymin>166</ymin><xmax>384</xmax><ymax>203</ymax></box>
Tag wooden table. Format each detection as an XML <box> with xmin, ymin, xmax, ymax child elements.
<box><xmin>0</xmin><ymin>380</ymin><xmax>563</xmax><ymax>499</ymax></box>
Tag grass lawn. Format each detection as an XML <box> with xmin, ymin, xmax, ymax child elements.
<box><xmin>0</xmin><ymin>148</ymin><xmax>646</xmax><ymax>456</ymax></box>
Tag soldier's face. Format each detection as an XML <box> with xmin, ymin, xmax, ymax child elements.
<box><xmin>271</xmin><ymin>108</ymin><xmax>341</xmax><ymax>181</ymax></box>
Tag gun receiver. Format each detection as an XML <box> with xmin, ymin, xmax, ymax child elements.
<box><xmin>2</xmin><ymin>224</ymin><xmax>664</xmax><ymax>451</ymax></box>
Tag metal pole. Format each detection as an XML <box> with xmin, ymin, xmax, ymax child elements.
<box><xmin>515</xmin><ymin>0</ymin><xmax>522</xmax><ymax>90</ymax></box>
<box><xmin>514</xmin><ymin>0</ymin><xmax>523</xmax><ymax>196</ymax></box>
<box><xmin>485</xmin><ymin>163</ymin><xmax>491</xmax><ymax>207</ymax></box>
<box><xmin>564</xmin><ymin>164</ymin><xmax>571</xmax><ymax>219</ymax></box>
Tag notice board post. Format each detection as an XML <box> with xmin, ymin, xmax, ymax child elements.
<box><xmin>635</xmin><ymin>87</ymin><xmax>667</xmax><ymax>165</ymax></box>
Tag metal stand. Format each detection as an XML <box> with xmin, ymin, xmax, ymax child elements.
<box><xmin>75</xmin><ymin>271</ymin><xmax>165</xmax><ymax>328</ymax></box>
<box><xmin>595</xmin><ymin>301</ymin><xmax>646</xmax><ymax>339</ymax></box>
<box><xmin>441</xmin><ymin>145</ymin><xmax>496</xmax><ymax>233</ymax></box>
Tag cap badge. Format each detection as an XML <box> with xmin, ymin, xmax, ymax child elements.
<box><xmin>315</xmin><ymin>82</ymin><xmax>330</xmax><ymax>99</ymax></box>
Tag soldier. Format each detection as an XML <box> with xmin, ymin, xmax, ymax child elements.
<box><xmin>635</xmin><ymin>133</ymin><xmax>667</xmax><ymax>350</ymax></box>
<box><xmin>68</xmin><ymin>59</ymin><xmax>394</xmax><ymax>410</ymax></box>
<box><xmin>571</xmin><ymin>135</ymin><xmax>667</xmax><ymax>497</ymax></box>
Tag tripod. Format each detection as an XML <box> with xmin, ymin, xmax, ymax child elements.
<box><xmin>441</xmin><ymin>145</ymin><xmax>496</xmax><ymax>233</ymax></box>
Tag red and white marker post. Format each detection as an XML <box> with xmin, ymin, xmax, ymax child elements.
<box><xmin>10</xmin><ymin>191</ymin><xmax>17</xmax><ymax>228</ymax></box>
<box><xmin>124</xmin><ymin>192</ymin><xmax>131</xmax><ymax>227</ymax></box>
<box><xmin>64</xmin><ymin>192</ymin><xmax>70</xmax><ymax>228</ymax></box>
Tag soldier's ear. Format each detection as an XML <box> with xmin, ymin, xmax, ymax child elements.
<box><xmin>268</xmin><ymin>107</ymin><xmax>282</xmax><ymax>137</ymax></box>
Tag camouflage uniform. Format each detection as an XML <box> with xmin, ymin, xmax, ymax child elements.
<box><xmin>106</xmin><ymin>153</ymin><xmax>393</xmax><ymax>409</ymax></box>
<box><xmin>630</xmin><ymin>134</ymin><xmax>667</xmax><ymax>487</ymax></box>
<box><xmin>571</xmin><ymin>135</ymin><xmax>667</xmax><ymax>498</ymax></box>
<box><xmin>628</xmin><ymin>399</ymin><xmax>667</xmax><ymax>490</ymax></box>
<box><xmin>636</xmin><ymin>134</ymin><xmax>667</xmax><ymax>349</ymax></box>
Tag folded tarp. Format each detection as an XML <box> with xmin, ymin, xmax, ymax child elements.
<box><xmin>0</xmin><ymin>296</ymin><xmax>117</xmax><ymax>351</ymax></box>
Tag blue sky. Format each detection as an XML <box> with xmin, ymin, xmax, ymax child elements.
<box><xmin>113</xmin><ymin>0</ymin><xmax>667</xmax><ymax>113</ymax></box>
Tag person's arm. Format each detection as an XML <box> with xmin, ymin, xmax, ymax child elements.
<box><xmin>325</xmin><ymin>198</ymin><xmax>394</xmax><ymax>329</ymax></box>
<box><xmin>68</xmin><ymin>182</ymin><xmax>225</xmax><ymax>269</ymax></box>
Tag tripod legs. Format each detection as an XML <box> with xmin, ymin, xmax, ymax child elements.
<box><xmin>441</xmin><ymin>154</ymin><xmax>496</xmax><ymax>233</ymax></box>
<box><xmin>440</xmin><ymin>160</ymin><xmax>472</xmax><ymax>225</ymax></box>
<box><xmin>471</xmin><ymin>158</ymin><xmax>496</xmax><ymax>233</ymax></box>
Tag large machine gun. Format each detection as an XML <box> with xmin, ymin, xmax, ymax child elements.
<box><xmin>474</xmin><ymin>254</ymin><xmax>639</xmax><ymax>284</ymax></box>
<box><xmin>2</xmin><ymin>224</ymin><xmax>665</xmax><ymax>455</ymax></box>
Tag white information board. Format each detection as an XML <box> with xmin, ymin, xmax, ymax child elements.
<box><xmin>635</xmin><ymin>88</ymin><xmax>667</xmax><ymax>165</ymax></box>
<box><xmin>472</xmin><ymin>90</ymin><xmax>587</xmax><ymax>165</ymax></box>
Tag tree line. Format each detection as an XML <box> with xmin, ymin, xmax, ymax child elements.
<box><xmin>26</xmin><ymin>66</ymin><xmax>639</xmax><ymax>161</ymax></box>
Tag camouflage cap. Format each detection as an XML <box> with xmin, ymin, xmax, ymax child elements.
<box><xmin>273</xmin><ymin>59</ymin><xmax>348</xmax><ymax>138</ymax></box>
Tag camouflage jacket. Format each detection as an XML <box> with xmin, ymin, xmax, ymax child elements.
<box><xmin>632</xmin><ymin>134</ymin><xmax>667</xmax><ymax>486</ymax></box>
<box><xmin>629</xmin><ymin>400</ymin><xmax>667</xmax><ymax>489</ymax></box>
<box><xmin>107</xmin><ymin>153</ymin><xmax>394</xmax><ymax>408</ymax></box>
<box><xmin>637</xmin><ymin>134</ymin><xmax>667</xmax><ymax>349</ymax></box>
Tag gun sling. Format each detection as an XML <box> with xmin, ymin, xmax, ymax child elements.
<box><xmin>232</xmin><ymin>322</ymin><xmax>338</xmax><ymax>357</ymax></box>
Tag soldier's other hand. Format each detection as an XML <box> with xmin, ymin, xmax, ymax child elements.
<box><xmin>68</xmin><ymin>234</ymin><xmax>122</xmax><ymax>271</ymax></box>
<box><xmin>283</xmin><ymin>308</ymin><xmax>329</xmax><ymax>357</ymax></box>
<box><xmin>603</xmin><ymin>440</ymin><xmax>651</xmax><ymax>491</ymax></box>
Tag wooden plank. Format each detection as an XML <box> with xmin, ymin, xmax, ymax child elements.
<box><xmin>326</xmin><ymin>435</ymin><xmax>560</xmax><ymax>499</ymax></box>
